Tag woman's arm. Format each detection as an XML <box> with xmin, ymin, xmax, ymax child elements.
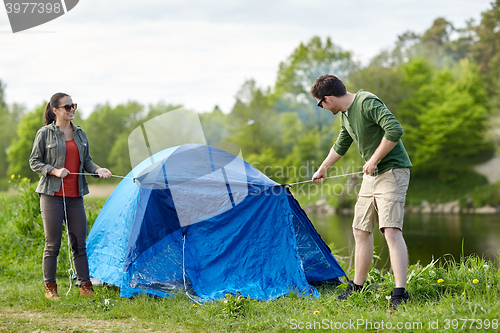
<box><xmin>29</xmin><ymin>129</ymin><xmax>55</xmax><ymax>177</ymax></box>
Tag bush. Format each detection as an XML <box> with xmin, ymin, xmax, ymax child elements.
<box><xmin>0</xmin><ymin>176</ymin><xmax>44</xmax><ymax>277</ymax></box>
<box><xmin>467</xmin><ymin>181</ymin><xmax>500</xmax><ymax>208</ymax></box>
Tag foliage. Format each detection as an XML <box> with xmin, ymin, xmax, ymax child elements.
<box><xmin>0</xmin><ymin>81</ymin><xmax>22</xmax><ymax>190</ymax></box>
<box><xmin>226</xmin><ymin>80</ymin><xmax>281</xmax><ymax>157</ymax></box>
<box><xmin>274</xmin><ymin>36</ymin><xmax>357</xmax><ymax>132</ymax></box>
<box><xmin>406</xmin><ymin>170</ymin><xmax>489</xmax><ymax>206</ymax></box>
<box><xmin>0</xmin><ymin>176</ymin><xmax>44</xmax><ymax>279</ymax></box>
<box><xmin>199</xmin><ymin>105</ymin><xmax>230</xmax><ymax>144</ymax></box>
<box><xmin>105</xmin><ymin>101</ymin><xmax>183</xmax><ymax>178</ymax></box>
<box><xmin>400</xmin><ymin>58</ymin><xmax>493</xmax><ymax>179</ymax></box>
<box><xmin>275</xmin><ymin>36</ymin><xmax>356</xmax><ymax>98</ymax></box>
<box><xmin>0</xmin><ymin>177</ymin><xmax>103</xmax><ymax>283</ymax></box>
<box><xmin>0</xmin><ymin>81</ymin><xmax>25</xmax><ymax>189</ymax></box>
<box><xmin>6</xmin><ymin>103</ymin><xmax>45</xmax><ymax>181</ymax></box>
<box><xmin>464</xmin><ymin>181</ymin><xmax>500</xmax><ymax>208</ymax></box>
<box><xmin>83</xmin><ymin>101</ymin><xmax>145</xmax><ymax>172</ymax></box>
<box><xmin>346</xmin><ymin>62</ymin><xmax>407</xmax><ymax>116</ymax></box>
<box><xmin>472</xmin><ymin>0</ymin><xmax>500</xmax><ymax>110</ymax></box>
<box><xmin>221</xmin><ymin>294</ymin><xmax>253</xmax><ymax>318</ymax></box>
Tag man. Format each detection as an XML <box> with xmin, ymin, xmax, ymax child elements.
<box><xmin>310</xmin><ymin>74</ymin><xmax>412</xmax><ymax>309</ymax></box>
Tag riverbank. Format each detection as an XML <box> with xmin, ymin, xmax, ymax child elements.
<box><xmin>303</xmin><ymin>199</ymin><xmax>500</xmax><ymax>215</ymax></box>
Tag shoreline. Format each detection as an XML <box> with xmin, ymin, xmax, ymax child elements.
<box><xmin>303</xmin><ymin>199</ymin><xmax>500</xmax><ymax>215</ymax></box>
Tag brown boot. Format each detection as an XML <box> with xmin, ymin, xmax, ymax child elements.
<box><xmin>45</xmin><ymin>282</ymin><xmax>61</xmax><ymax>300</ymax></box>
<box><xmin>80</xmin><ymin>280</ymin><xmax>94</xmax><ymax>297</ymax></box>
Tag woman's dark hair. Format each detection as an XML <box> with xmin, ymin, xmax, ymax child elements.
<box><xmin>310</xmin><ymin>75</ymin><xmax>347</xmax><ymax>99</ymax></box>
<box><xmin>44</xmin><ymin>92</ymin><xmax>70</xmax><ymax>125</ymax></box>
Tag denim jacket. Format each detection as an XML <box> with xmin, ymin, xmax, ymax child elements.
<box><xmin>29</xmin><ymin>122</ymin><xmax>100</xmax><ymax>196</ymax></box>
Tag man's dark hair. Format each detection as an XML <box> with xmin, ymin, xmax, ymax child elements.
<box><xmin>310</xmin><ymin>75</ymin><xmax>347</xmax><ymax>99</ymax></box>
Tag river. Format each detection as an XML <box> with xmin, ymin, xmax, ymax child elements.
<box><xmin>309</xmin><ymin>213</ymin><xmax>500</xmax><ymax>270</ymax></box>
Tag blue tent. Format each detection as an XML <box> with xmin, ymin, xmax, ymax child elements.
<box><xmin>87</xmin><ymin>144</ymin><xmax>345</xmax><ymax>301</ymax></box>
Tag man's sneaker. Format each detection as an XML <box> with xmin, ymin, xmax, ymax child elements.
<box><xmin>336</xmin><ymin>281</ymin><xmax>363</xmax><ymax>300</ymax></box>
<box><xmin>390</xmin><ymin>288</ymin><xmax>409</xmax><ymax>310</ymax></box>
<box><xmin>45</xmin><ymin>282</ymin><xmax>61</xmax><ymax>300</ymax></box>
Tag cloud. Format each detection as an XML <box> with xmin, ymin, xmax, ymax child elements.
<box><xmin>0</xmin><ymin>0</ymin><xmax>493</xmax><ymax>117</ymax></box>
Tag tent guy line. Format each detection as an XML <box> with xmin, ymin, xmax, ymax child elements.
<box><xmin>69</xmin><ymin>171</ymin><xmax>365</xmax><ymax>186</ymax></box>
<box><xmin>70</xmin><ymin>172</ymin><xmax>135</xmax><ymax>180</ymax></box>
<box><xmin>60</xmin><ymin>177</ymin><xmax>76</xmax><ymax>297</ymax></box>
<box><xmin>285</xmin><ymin>171</ymin><xmax>364</xmax><ymax>186</ymax></box>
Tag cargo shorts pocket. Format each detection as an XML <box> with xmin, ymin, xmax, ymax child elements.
<box><xmin>353</xmin><ymin>196</ymin><xmax>377</xmax><ymax>233</ymax></box>
<box><xmin>390</xmin><ymin>168</ymin><xmax>410</xmax><ymax>201</ymax></box>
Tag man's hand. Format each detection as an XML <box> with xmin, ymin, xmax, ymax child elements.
<box><xmin>96</xmin><ymin>168</ymin><xmax>112</xmax><ymax>178</ymax></box>
<box><xmin>363</xmin><ymin>137</ymin><xmax>397</xmax><ymax>175</ymax></box>
<box><xmin>312</xmin><ymin>166</ymin><xmax>327</xmax><ymax>183</ymax></box>
<box><xmin>363</xmin><ymin>160</ymin><xmax>378</xmax><ymax>175</ymax></box>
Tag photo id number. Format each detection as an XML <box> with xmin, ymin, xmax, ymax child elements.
<box><xmin>444</xmin><ymin>318</ymin><xmax>498</xmax><ymax>330</ymax></box>
<box><xmin>5</xmin><ymin>2</ymin><xmax>62</xmax><ymax>14</ymax></box>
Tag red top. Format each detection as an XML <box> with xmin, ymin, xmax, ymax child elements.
<box><xmin>54</xmin><ymin>139</ymin><xmax>81</xmax><ymax>197</ymax></box>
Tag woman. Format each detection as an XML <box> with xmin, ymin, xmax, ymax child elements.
<box><xmin>29</xmin><ymin>92</ymin><xmax>112</xmax><ymax>300</ymax></box>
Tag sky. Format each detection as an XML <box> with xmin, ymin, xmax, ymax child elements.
<box><xmin>0</xmin><ymin>0</ymin><xmax>493</xmax><ymax>117</ymax></box>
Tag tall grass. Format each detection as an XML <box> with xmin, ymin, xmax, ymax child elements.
<box><xmin>0</xmin><ymin>177</ymin><xmax>104</xmax><ymax>281</ymax></box>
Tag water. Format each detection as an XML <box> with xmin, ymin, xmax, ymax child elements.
<box><xmin>310</xmin><ymin>213</ymin><xmax>500</xmax><ymax>270</ymax></box>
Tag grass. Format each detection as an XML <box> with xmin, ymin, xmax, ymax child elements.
<box><xmin>1</xmin><ymin>178</ymin><xmax>500</xmax><ymax>332</ymax></box>
<box><xmin>1</xmin><ymin>255</ymin><xmax>499</xmax><ymax>332</ymax></box>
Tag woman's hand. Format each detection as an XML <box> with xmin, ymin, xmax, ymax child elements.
<box><xmin>95</xmin><ymin>168</ymin><xmax>112</xmax><ymax>178</ymax></box>
<box><xmin>49</xmin><ymin>168</ymin><xmax>70</xmax><ymax>178</ymax></box>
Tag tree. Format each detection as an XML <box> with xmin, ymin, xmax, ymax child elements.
<box><xmin>472</xmin><ymin>0</ymin><xmax>500</xmax><ymax>112</ymax></box>
<box><xmin>0</xmin><ymin>81</ymin><xmax>26</xmax><ymax>189</ymax></box>
<box><xmin>347</xmin><ymin>63</ymin><xmax>406</xmax><ymax>116</ymax></box>
<box><xmin>274</xmin><ymin>36</ymin><xmax>358</xmax><ymax>131</ymax></box>
<box><xmin>0</xmin><ymin>81</ymin><xmax>11</xmax><ymax>188</ymax></box>
<box><xmin>7</xmin><ymin>104</ymin><xmax>45</xmax><ymax>181</ymax></box>
<box><xmin>107</xmin><ymin>101</ymin><xmax>183</xmax><ymax>177</ymax></box>
<box><xmin>83</xmin><ymin>101</ymin><xmax>144</xmax><ymax>169</ymax></box>
<box><xmin>198</xmin><ymin>105</ymin><xmax>230</xmax><ymax>144</ymax></box>
<box><xmin>420</xmin><ymin>17</ymin><xmax>454</xmax><ymax>59</ymax></box>
<box><xmin>400</xmin><ymin>58</ymin><xmax>493</xmax><ymax>179</ymax></box>
<box><xmin>227</xmin><ymin>80</ymin><xmax>280</xmax><ymax>157</ymax></box>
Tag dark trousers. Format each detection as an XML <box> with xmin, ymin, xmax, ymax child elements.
<box><xmin>40</xmin><ymin>194</ymin><xmax>90</xmax><ymax>284</ymax></box>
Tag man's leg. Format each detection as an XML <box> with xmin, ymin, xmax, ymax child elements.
<box><xmin>353</xmin><ymin>228</ymin><xmax>374</xmax><ymax>286</ymax></box>
<box><xmin>374</xmin><ymin>169</ymin><xmax>411</xmax><ymax>309</ymax></box>
<box><xmin>383</xmin><ymin>227</ymin><xmax>408</xmax><ymax>288</ymax></box>
<box><xmin>337</xmin><ymin>173</ymin><xmax>376</xmax><ymax>300</ymax></box>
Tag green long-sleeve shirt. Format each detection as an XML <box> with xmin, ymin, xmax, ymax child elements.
<box><xmin>332</xmin><ymin>90</ymin><xmax>412</xmax><ymax>174</ymax></box>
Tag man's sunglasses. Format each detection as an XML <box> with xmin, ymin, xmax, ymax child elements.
<box><xmin>58</xmin><ymin>103</ymin><xmax>77</xmax><ymax>112</ymax></box>
<box><xmin>317</xmin><ymin>97</ymin><xmax>326</xmax><ymax>108</ymax></box>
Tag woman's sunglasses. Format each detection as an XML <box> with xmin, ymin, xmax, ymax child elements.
<box><xmin>58</xmin><ymin>103</ymin><xmax>77</xmax><ymax>112</ymax></box>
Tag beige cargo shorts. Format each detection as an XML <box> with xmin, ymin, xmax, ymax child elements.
<box><xmin>353</xmin><ymin>168</ymin><xmax>410</xmax><ymax>233</ymax></box>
